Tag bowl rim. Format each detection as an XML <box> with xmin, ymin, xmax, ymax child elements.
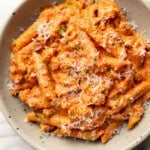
<box><xmin>0</xmin><ymin>0</ymin><xmax>150</xmax><ymax>150</ymax></box>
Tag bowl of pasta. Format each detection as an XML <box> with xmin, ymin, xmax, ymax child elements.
<box><xmin>0</xmin><ymin>0</ymin><xmax>150</xmax><ymax>150</ymax></box>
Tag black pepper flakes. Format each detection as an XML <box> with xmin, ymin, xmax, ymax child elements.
<box><xmin>23</xmin><ymin>108</ymin><xmax>27</xmax><ymax>112</ymax></box>
<box><xmin>40</xmin><ymin>135</ymin><xmax>43</xmax><ymax>139</ymax></box>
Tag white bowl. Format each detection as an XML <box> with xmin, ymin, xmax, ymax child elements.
<box><xmin>0</xmin><ymin>0</ymin><xmax>150</xmax><ymax>150</ymax></box>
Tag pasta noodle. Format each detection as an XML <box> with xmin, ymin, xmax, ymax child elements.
<box><xmin>9</xmin><ymin>0</ymin><xmax>150</xmax><ymax>143</ymax></box>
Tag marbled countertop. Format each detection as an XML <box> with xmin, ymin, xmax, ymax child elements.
<box><xmin>0</xmin><ymin>112</ymin><xmax>33</xmax><ymax>150</ymax></box>
<box><xmin>0</xmin><ymin>0</ymin><xmax>150</xmax><ymax>150</ymax></box>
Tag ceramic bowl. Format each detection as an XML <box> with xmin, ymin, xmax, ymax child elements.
<box><xmin>0</xmin><ymin>0</ymin><xmax>150</xmax><ymax>150</ymax></box>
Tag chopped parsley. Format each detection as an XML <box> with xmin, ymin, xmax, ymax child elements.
<box><xmin>59</xmin><ymin>27</ymin><xmax>66</xmax><ymax>37</ymax></box>
<box><xmin>35</xmin><ymin>39</ymin><xmax>41</xmax><ymax>43</ymax></box>
<box><xmin>23</xmin><ymin>108</ymin><xmax>27</xmax><ymax>112</ymax></box>
<box><xmin>69</xmin><ymin>112</ymin><xmax>75</xmax><ymax>118</ymax></box>
<box><xmin>74</xmin><ymin>45</ymin><xmax>81</xmax><ymax>51</ymax></box>
<box><xmin>40</xmin><ymin>135</ymin><xmax>43</xmax><ymax>139</ymax></box>
<box><xmin>114</xmin><ymin>94</ymin><xmax>120</xmax><ymax>100</ymax></box>
<box><xmin>84</xmin><ymin>68</ymin><xmax>89</xmax><ymax>73</ymax></box>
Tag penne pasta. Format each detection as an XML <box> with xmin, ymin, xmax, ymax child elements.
<box><xmin>11</xmin><ymin>21</ymin><xmax>38</xmax><ymax>52</ymax></box>
<box><xmin>101</xmin><ymin>121</ymin><xmax>121</xmax><ymax>143</ymax></box>
<box><xmin>9</xmin><ymin>0</ymin><xmax>150</xmax><ymax>144</ymax></box>
<box><xmin>32</xmin><ymin>52</ymin><xmax>55</xmax><ymax>99</ymax></box>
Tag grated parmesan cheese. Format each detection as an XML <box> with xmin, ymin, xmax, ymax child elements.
<box><xmin>143</xmin><ymin>100</ymin><xmax>150</xmax><ymax>110</ymax></box>
<box><xmin>129</xmin><ymin>20</ymin><xmax>138</xmax><ymax>30</ymax></box>
<box><xmin>119</xmin><ymin>47</ymin><xmax>127</xmax><ymax>60</ymax></box>
<box><xmin>121</xmin><ymin>6</ymin><xmax>127</xmax><ymax>15</ymax></box>
<box><xmin>37</xmin><ymin>22</ymin><xmax>51</xmax><ymax>42</ymax></box>
<box><xmin>139</xmin><ymin>48</ymin><xmax>146</xmax><ymax>57</ymax></box>
<box><xmin>30</xmin><ymin>72</ymin><xmax>36</xmax><ymax>77</ymax></box>
<box><xmin>5</xmin><ymin>78</ymin><xmax>14</xmax><ymax>90</ymax></box>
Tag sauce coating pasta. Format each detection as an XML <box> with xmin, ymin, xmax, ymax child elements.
<box><xmin>10</xmin><ymin>0</ymin><xmax>150</xmax><ymax>143</ymax></box>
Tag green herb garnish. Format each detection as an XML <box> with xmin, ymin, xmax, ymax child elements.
<box><xmin>69</xmin><ymin>112</ymin><xmax>75</xmax><ymax>118</ymax></box>
<box><xmin>59</xmin><ymin>27</ymin><xmax>65</xmax><ymax>37</ymax></box>
<box><xmin>74</xmin><ymin>45</ymin><xmax>81</xmax><ymax>51</ymax></box>
<box><xmin>35</xmin><ymin>39</ymin><xmax>41</xmax><ymax>43</ymax></box>
<box><xmin>84</xmin><ymin>68</ymin><xmax>89</xmax><ymax>73</ymax></box>
<box><xmin>114</xmin><ymin>94</ymin><xmax>120</xmax><ymax>100</ymax></box>
<box><xmin>40</xmin><ymin>136</ymin><xmax>43</xmax><ymax>139</ymax></box>
<box><xmin>23</xmin><ymin>108</ymin><xmax>27</xmax><ymax>112</ymax></box>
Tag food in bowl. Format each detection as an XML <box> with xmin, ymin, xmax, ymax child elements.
<box><xmin>9</xmin><ymin>0</ymin><xmax>150</xmax><ymax>143</ymax></box>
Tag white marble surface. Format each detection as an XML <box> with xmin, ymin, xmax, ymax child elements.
<box><xmin>0</xmin><ymin>111</ymin><xmax>33</xmax><ymax>150</ymax></box>
<box><xmin>0</xmin><ymin>0</ymin><xmax>150</xmax><ymax>150</ymax></box>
